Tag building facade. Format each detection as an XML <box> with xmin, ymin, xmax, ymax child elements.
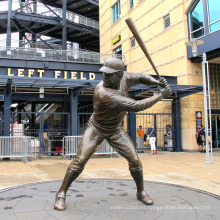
<box><xmin>99</xmin><ymin>0</ymin><xmax>220</xmax><ymax>150</ymax></box>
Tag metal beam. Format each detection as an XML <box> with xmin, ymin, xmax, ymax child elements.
<box><xmin>172</xmin><ymin>97</ymin><xmax>182</xmax><ymax>152</ymax></box>
<box><xmin>39</xmin><ymin>25</ymin><xmax>60</xmax><ymax>36</ymax></box>
<box><xmin>0</xmin><ymin>58</ymin><xmax>103</xmax><ymax>73</ymax></box>
<box><xmin>62</xmin><ymin>0</ymin><xmax>67</xmax><ymax>50</ymax></box>
<box><xmin>12</xmin><ymin>16</ymin><xmax>54</xmax><ymax>49</ymax></box>
<box><xmin>86</xmin><ymin>0</ymin><xmax>99</xmax><ymax>6</ymax></box>
<box><xmin>66</xmin><ymin>22</ymin><xmax>99</xmax><ymax>35</ymax></box>
<box><xmin>67</xmin><ymin>0</ymin><xmax>75</xmax><ymax>6</ymax></box>
<box><xmin>127</xmin><ymin>112</ymin><xmax>136</xmax><ymax>147</ymax></box>
<box><xmin>13</xmin><ymin>13</ymin><xmax>60</xmax><ymax>26</ymax></box>
<box><xmin>177</xmin><ymin>89</ymin><xmax>203</xmax><ymax>98</ymax></box>
<box><xmin>6</xmin><ymin>0</ymin><xmax>12</xmax><ymax>47</ymax></box>
<box><xmin>4</xmin><ymin>81</ymin><xmax>12</xmax><ymax>136</ymax></box>
<box><xmin>71</xmin><ymin>84</ymin><xmax>91</xmax><ymax>95</ymax></box>
<box><xmin>70</xmin><ymin>89</ymin><xmax>78</xmax><ymax>135</ymax></box>
<box><xmin>38</xmin><ymin>0</ymin><xmax>62</xmax><ymax>19</ymax></box>
<box><xmin>11</xmin><ymin>17</ymin><xmax>23</xmax><ymax>32</ymax></box>
<box><xmin>41</xmin><ymin>0</ymin><xmax>62</xmax><ymax>9</ymax></box>
<box><xmin>14</xmin><ymin>1</ymin><xmax>34</xmax><ymax>13</ymax></box>
<box><xmin>12</xmin><ymin>94</ymin><xmax>65</xmax><ymax>102</ymax></box>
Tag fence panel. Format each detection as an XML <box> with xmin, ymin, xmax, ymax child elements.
<box><xmin>0</xmin><ymin>112</ymin><xmax>3</xmax><ymax>136</ymax></box>
<box><xmin>62</xmin><ymin>136</ymin><xmax>119</xmax><ymax>158</ymax></box>
<box><xmin>62</xmin><ymin>136</ymin><xmax>81</xmax><ymax>157</ymax></box>
<box><xmin>11</xmin><ymin>111</ymin><xmax>70</xmax><ymax>156</ymax></box>
<box><xmin>136</xmin><ymin>113</ymin><xmax>174</xmax><ymax>151</ymax></box>
<box><xmin>0</xmin><ymin>136</ymin><xmax>36</xmax><ymax>159</ymax></box>
<box><xmin>78</xmin><ymin>113</ymin><xmax>92</xmax><ymax>135</ymax></box>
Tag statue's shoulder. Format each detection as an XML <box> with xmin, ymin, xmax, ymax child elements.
<box><xmin>95</xmin><ymin>83</ymin><xmax>107</xmax><ymax>96</ymax></box>
<box><xmin>95</xmin><ymin>82</ymin><xmax>104</xmax><ymax>94</ymax></box>
<box><xmin>95</xmin><ymin>83</ymin><xmax>115</xmax><ymax>102</ymax></box>
<box><xmin>120</xmin><ymin>71</ymin><xmax>131</xmax><ymax>88</ymax></box>
<box><xmin>123</xmin><ymin>71</ymin><xmax>132</xmax><ymax>80</ymax></box>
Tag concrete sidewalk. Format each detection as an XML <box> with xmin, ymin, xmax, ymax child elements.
<box><xmin>0</xmin><ymin>151</ymin><xmax>220</xmax><ymax>196</ymax></box>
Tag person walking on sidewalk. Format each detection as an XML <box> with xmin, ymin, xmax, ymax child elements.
<box><xmin>54</xmin><ymin>58</ymin><xmax>171</xmax><ymax>211</ymax></box>
<box><xmin>147</xmin><ymin>126</ymin><xmax>157</xmax><ymax>154</ymax></box>
<box><xmin>137</xmin><ymin>125</ymin><xmax>145</xmax><ymax>152</ymax></box>
<box><xmin>199</xmin><ymin>125</ymin><xmax>206</xmax><ymax>152</ymax></box>
<box><xmin>207</xmin><ymin>124</ymin><xmax>211</xmax><ymax>152</ymax></box>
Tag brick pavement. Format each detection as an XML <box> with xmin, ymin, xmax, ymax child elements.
<box><xmin>0</xmin><ymin>151</ymin><xmax>220</xmax><ymax>196</ymax></box>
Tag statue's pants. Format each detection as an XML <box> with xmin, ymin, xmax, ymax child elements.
<box><xmin>68</xmin><ymin>124</ymin><xmax>143</xmax><ymax>175</ymax></box>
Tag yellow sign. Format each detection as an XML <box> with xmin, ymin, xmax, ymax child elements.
<box><xmin>112</xmin><ymin>35</ymin><xmax>121</xmax><ymax>45</ymax></box>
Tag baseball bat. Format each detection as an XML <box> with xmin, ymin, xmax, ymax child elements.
<box><xmin>125</xmin><ymin>17</ymin><xmax>161</xmax><ymax>79</ymax></box>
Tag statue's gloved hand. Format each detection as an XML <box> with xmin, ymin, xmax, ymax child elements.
<box><xmin>159</xmin><ymin>77</ymin><xmax>168</xmax><ymax>88</ymax></box>
<box><xmin>160</xmin><ymin>85</ymin><xmax>172</xmax><ymax>99</ymax></box>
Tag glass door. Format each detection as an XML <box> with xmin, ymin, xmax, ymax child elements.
<box><xmin>211</xmin><ymin>115</ymin><xmax>220</xmax><ymax>148</ymax></box>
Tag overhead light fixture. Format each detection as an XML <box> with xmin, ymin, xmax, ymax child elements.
<box><xmin>10</xmin><ymin>103</ymin><xmax>18</xmax><ymax>108</ymax></box>
<box><xmin>39</xmin><ymin>87</ymin><xmax>44</xmax><ymax>98</ymax></box>
<box><xmin>185</xmin><ymin>38</ymin><xmax>204</xmax><ymax>57</ymax></box>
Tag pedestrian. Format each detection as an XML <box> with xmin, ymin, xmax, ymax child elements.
<box><xmin>54</xmin><ymin>58</ymin><xmax>171</xmax><ymax>210</ymax></box>
<box><xmin>147</xmin><ymin>126</ymin><xmax>157</xmax><ymax>154</ymax></box>
<box><xmin>196</xmin><ymin>128</ymin><xmax>200</xmax><ymax>146</ymax></box>
<box><xmin>199</xmin><ymin>125</ymin><xmax>205</xmax><ymax>152</ymax></box>
<box><xmin>137</xmin><ymin>125</ymin><xmax>145</xmax><ymax>152</ymax></box>
<box><xmin>207</xmin><ymin>124</ymin><xmax>211</xmax><ymax>152</ymax></box>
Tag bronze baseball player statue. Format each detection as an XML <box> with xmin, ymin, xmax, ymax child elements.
<box><xmin>54</xmin><ymin>58</ymin><xmax>171</xmax><ymax>210</ymax></box>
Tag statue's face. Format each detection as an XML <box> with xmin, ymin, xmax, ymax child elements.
<box><xmin>103</xmin><ymin>71</ymin><xmax>123</xmax><ymax>88</ymax></box>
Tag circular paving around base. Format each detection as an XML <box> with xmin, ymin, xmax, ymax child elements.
<box><xmin>0</xmin><ymin>179</ymin><xmax>219</xmax><ymax>220</ymax></box>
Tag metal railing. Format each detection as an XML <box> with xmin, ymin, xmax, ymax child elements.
<box><xmin>0</xmin><ymin>0</ymin><xmax>99</xmax><ymax>30</ymax></box>
<box><xmin>0</xmin><ymin>136</ymin><xmax>36</xmax><ymax>160</ymax></box>
<box><xmin>39</xmin><ymin>8</ymin><xmax>99</xmax><ymax>30</ymax></box>
<box><xmin>0</xmin><ymin>46</ymin><xmax>125</xmax><ymax>64</ymax></box>
<box><xmin>62</xmin><ymin>136</ymin><xmax>119</xmax><ymax>159</ymax></box>
<box><xmin>19</xmin><ymin>41</ymin><xmax>64</xmax><ymax>50</ymax></box>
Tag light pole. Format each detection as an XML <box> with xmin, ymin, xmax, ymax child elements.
<box><xmin>185</xmin><ymin>38</ymin><xmax>213</xmax><ymax>164</ymax></box>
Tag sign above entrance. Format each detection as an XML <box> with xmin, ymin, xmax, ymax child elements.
<box><xmin>5</xmin><ymin>68</ymin><xmax>98</xmax><ymax>81</ymax></box>
<box><xmin>195</xmin><ymin>111</ymin><xmax>202</xmax><ymax>131</ymax></box>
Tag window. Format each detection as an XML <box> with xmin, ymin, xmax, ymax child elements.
<box><xmin>210</xmin><ymin>64</ymin><xmax>220</xmax><ymax>109</ymax></box>
<box><xmin>131</xmin><ymin>37</ymin><xmax>135</xmax><ymax>48</ymax></box>
<box><xmin>112</xmin><ymin>1</ymin><xmax>121</xmax><ymax>24</ymax></box>
<box><xmin>187</xmin><ymin>0</ymin><xmax>220</xmax><ymax>40</ymax></box>
<box><xmin>129</xmin><ymin>0</ymin><xmax>134</xmax><ymax>9</ymax></box>
<box><xmin>189</xmin><ymin>0</ymin><xmax>204</xmax><ymax>39</ymax></box>
<box><xmin>208</xmin><ymin>0</ymin><xmax>220</xmax><ymax>33</ymax></box>
<box><xmin>164</xmin><ymin>14</ymin><xmax>170</xmax><ymax>29</ymax></box>
<box><xmin>113</xmin><ymin>45</ymin><xmax>122</xmax><ymax>59</ymax></box>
